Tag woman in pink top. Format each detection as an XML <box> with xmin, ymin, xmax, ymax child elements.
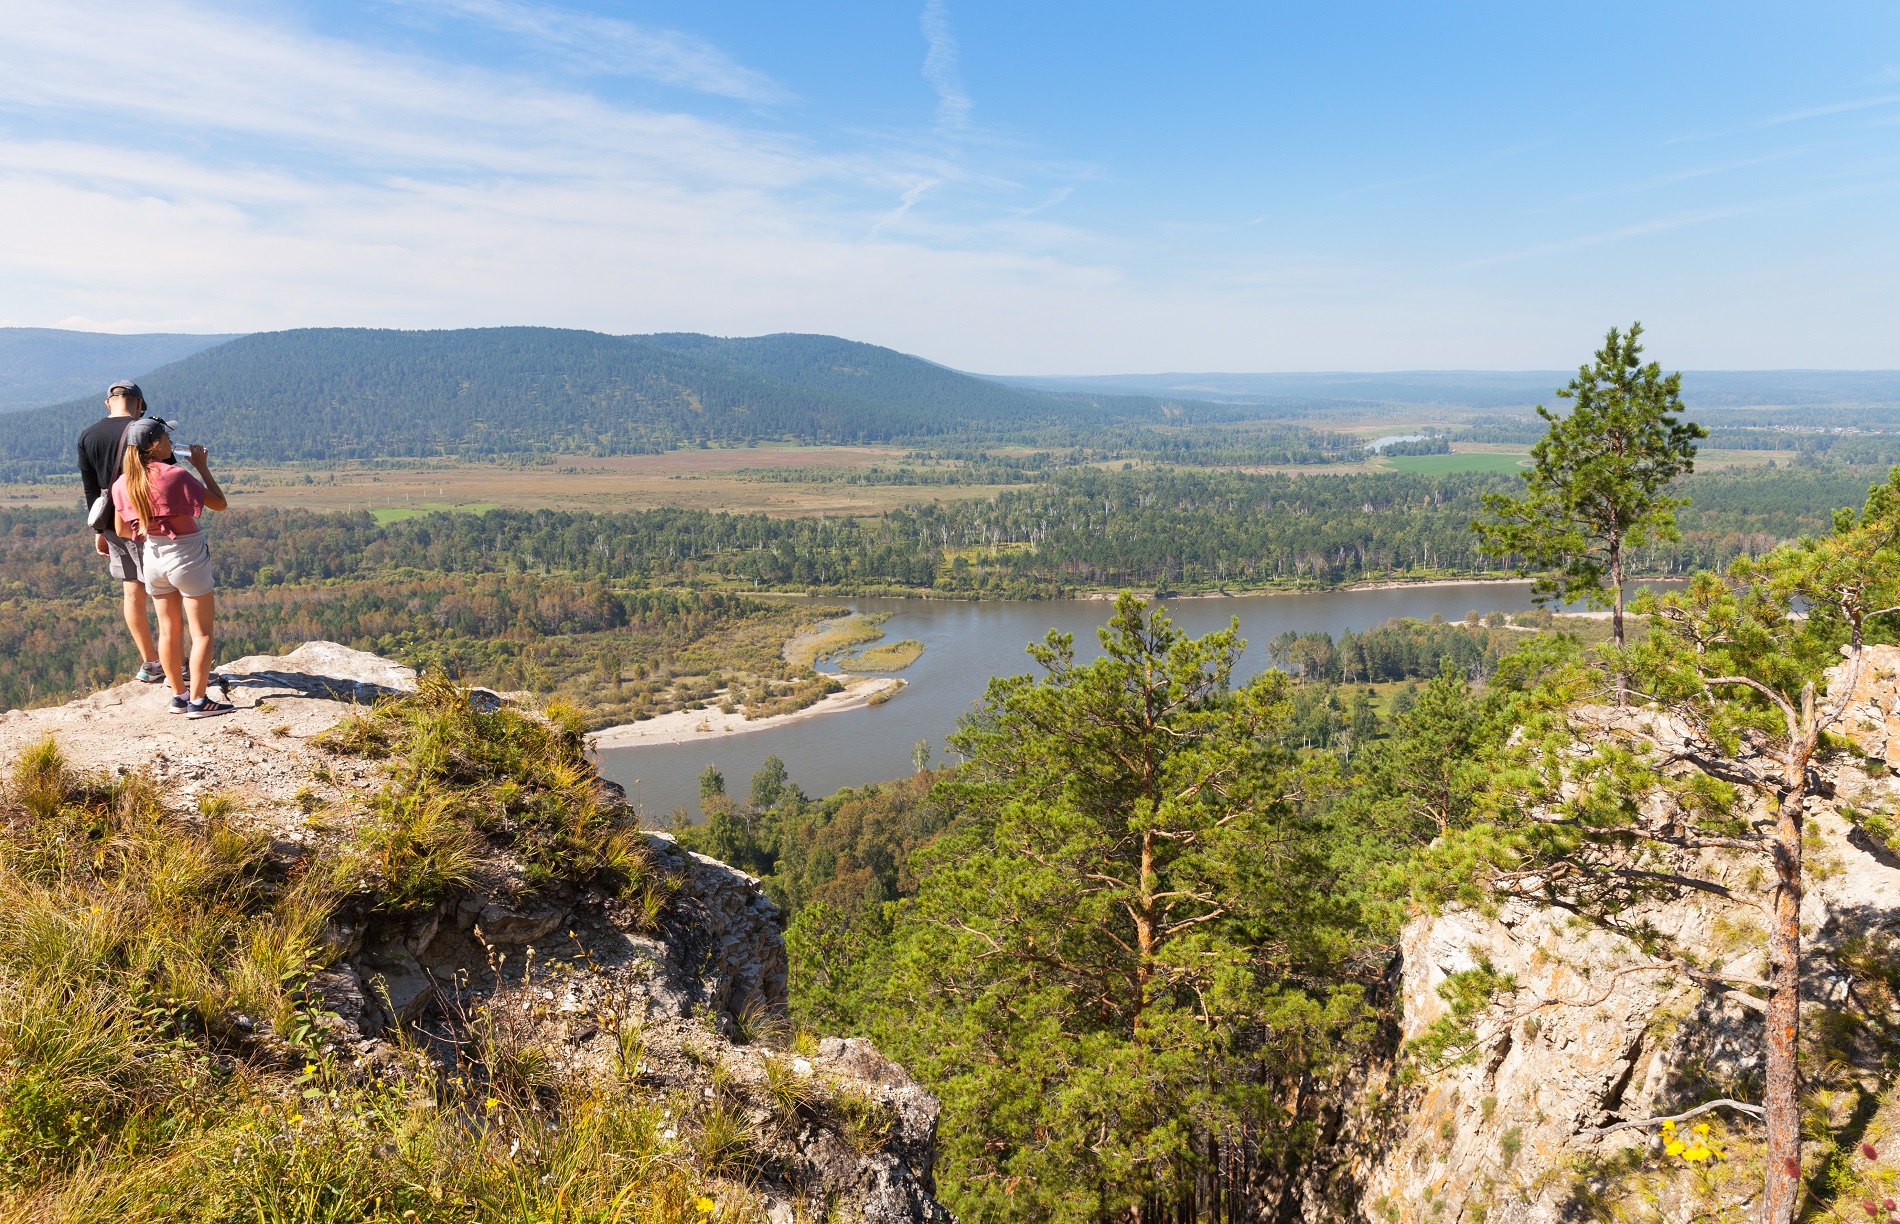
<box><xmin>111</xmin><ymin>416</ymin><xmax>232</xmax><ymax>717</ymax></box>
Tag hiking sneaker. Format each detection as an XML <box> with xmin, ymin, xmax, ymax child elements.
<box><xmin>185</xmin><ymin>697</ymin><xmax>233</xmax><ymax>719</ymax></box>
<box><xmin>135</xmin><ymin>660</ymin><xmax>165</xmax><ymax>684</ymax></box>
<box><xmin>168</xmin><ymin>693</ymin><xmax>190</xmax><ymax>714</ymax></box>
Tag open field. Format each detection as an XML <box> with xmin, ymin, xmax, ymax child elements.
<box><xmin>0</xmin><ymin>438</ymin><xmax>1804</xmax><ymax>519</ymax></box>
<box><xmin>1379</xmin><ymin>444</ymin><xmax>1783</xmax><ymax>478</ymax></box>
<box><xmin>0</xmin><ymin>445</ymin><xmax>1021</xmax><ymax>518</ymax></box>
<box><xmin>1384</xmin><ymin>450</ymin><xmax>1529</xmax><ymax>476</ymax></box>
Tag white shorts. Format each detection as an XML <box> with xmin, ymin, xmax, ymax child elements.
<box><xmin>142</xmin><ymin>532</ymin><xmax>215</xmax><ymax>598</ymax></box>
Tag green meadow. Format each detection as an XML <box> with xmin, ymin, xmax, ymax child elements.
<box><xmin>1384</xmin><ymin>450</ymin><xmax>1528</xmax><ymax>476</ymax></box>
<box><xmin>369</xmin><ymin>501</ymin><xmax>500</xmax><ymax>525</ymax></box>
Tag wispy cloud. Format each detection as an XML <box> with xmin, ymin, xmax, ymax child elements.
<box><xmin>869</xmin><ymin>178</ymin><xmax>943</xmax><ymax>236</ymax></box>
<box><xmin>1461</xmin><ymin>204</ymin><xmax>1764</xmax><ymax>267</ymax></box>
<box><xmin>1462</xmin><ymin>170</ymin><xmax>1900</xmax><ymax>269</ymax></box>
<box><xmin>1667</xmin><ymin>90</ymin><xmax>1900</xmax><ymax>143</ymax></box>
<box><xmin>920</xmin><ymin>0</ymin><xmax>973</xmax><ymax>132</ymax></box>
<box><xmin>0</xmin><ymin>0</ymin><xmax>1150</xmax><ymax>369</ymax></box>
<box><xmin>1</xmin><ymin>1</ymin><xmax>1891</xmax><ymax>371</ymax></box>
<box><xmin>398</xmin><ymin>0</ymin><xmax>788</xmax><ymax>103</ymax></box>
<box><xmin>1763</xmin><ymin>91</ymin><xmax>1900</xmax><ymax>126</ymax></box>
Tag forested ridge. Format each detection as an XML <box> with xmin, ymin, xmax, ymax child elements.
<box><xmin>0</xmin><ymin>328</ymin><xmax>1312</xmax><ymax>476</ymax></box>
<box><xmin>0</xmin><ymin>327</ymin><xmax>241</xmax><ymax>412</ymax></box>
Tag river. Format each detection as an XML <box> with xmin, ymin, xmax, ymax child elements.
<box><xmin>592</xmin><ymin>581</ymin><xmax>1645</xmax><ymax>820</ymax></box>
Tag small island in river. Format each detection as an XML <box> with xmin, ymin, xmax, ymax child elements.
<box><xmin>839</xmin><ymin>638</ymin><xmax>925</xmax><ymax>672</ymax></box>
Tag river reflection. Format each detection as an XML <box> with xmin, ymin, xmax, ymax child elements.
<box><xmin>593</xmin><ymin>582</ymin><xmax>1666</xmax><ymax>822</ymax></box>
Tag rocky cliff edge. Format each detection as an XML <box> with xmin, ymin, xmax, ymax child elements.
<box><xmin>0</xmin><ymin>642</ymin><xmax>950</xmax><ymax>1224</ymax></box>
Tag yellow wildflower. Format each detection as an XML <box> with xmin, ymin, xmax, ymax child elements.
<box><xmin>696</xmin><ymin>1197</ymin><xmax>716</xmax><ymax>1215</ymax></box>
<box><xmin>1665</xmin><ymin>1139</ymin><xmax>1686</xmax><ymax>1156</ymax></box>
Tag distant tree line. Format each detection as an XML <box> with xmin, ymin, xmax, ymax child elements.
<box><xmin>1370</xmin><ymin>436</ymin><xmax>1451</xmax><ymax>456</ymax></box>
<box><xmin>2</xmin><ymin>465</ymin><xmax>1881</xmax><ymax>609</ymax></box>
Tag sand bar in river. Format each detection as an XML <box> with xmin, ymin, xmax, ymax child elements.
<box><xmin>586</xmin><ymin>675</ymin><xmax>902</xmax><ymax>752</ymax></box>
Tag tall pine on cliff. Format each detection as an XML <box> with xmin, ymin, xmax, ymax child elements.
<box><xmin>805</xmin><ymin>596</ymin><xmax>1381</xmax><ymax>1222</ymax></box>
<box><xmin>1416</xmin><ymin>467</ymin><xmax>1900</xmax><ymax>1224</ymax></box>
<box><xmin>1473</xmin><ymin>322</ymin><xmax>1706</xmax><ymax>692</ymax></box>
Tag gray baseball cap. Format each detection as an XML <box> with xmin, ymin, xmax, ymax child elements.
<box><xmin>122</xmin><ymin>416</ymin><xmax>173</xmax><ymax>449</ymax></box>
<box><xmin>107</xmin><ymin>380</ymin><xmax>143</xmax><ymax>398</ymax></box>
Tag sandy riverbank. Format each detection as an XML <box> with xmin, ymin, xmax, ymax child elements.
<box><xmin>585</xmin><ymin>674</ymin><xmax>903</xmax><ymax>751</ymax></box>
<box><xmin>1078</xmin><ymin>578</ymin><xmax>1534</xmax><ymax>600</ymax></box>
<box><xmin>1342</xmin><ymin>577</ymin><xmax>1533</xmax><ymax>592</ymax></box>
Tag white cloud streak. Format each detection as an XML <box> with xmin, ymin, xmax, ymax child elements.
<box><xmin>920</xmin><ymin>0</ymin><xmax>973</xmax><ymax>132</ymax></box>
<box><xmin>1763</xmin><ymin>91</ymin><xmax>1900</xmax><ymax>125</ymax></box>
<box><xmin>395</xmin><ymin>0</ymin><xmax>788</xmax><ymax>102</ymax></box>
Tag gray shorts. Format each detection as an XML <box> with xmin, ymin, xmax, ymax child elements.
<box><xmin>102</xmin><ymin>531</ymin><xmax>142</xmax><ymax>583</ymax></box>
<box><xmin>142</xmin><ymin>532</ymin><xmax>215</xmax><ymax>598</ymax></box>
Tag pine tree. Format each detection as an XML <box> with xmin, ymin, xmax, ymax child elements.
<box><xmin>871</xmin><ymin>595</ymin><xmax>1367</xmax><ymax>1222</ymax></box>
<box><xmin>1425</xmin><ymin>468</ymin><xmax>1900</xmax><ymax>1224</ymax></box>
<box><xmin>1473</xmin><ymin>323</ymin><xmax>1706</xmax><ymax>699</ymax></box>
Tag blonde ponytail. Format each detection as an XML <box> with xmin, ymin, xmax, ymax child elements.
<box><xmin>122</xmin><ymin>441</ymin><xmax>159</xmax><ymax>530</ymax></box>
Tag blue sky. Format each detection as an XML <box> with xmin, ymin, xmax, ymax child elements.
<box><xmin>2</xmin><ymin>1</ymin><xmax>1897</xmax><ymax>371</ymax></box>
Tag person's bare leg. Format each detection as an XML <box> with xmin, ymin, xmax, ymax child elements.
<box><xmin>121</xmin><ymin>580</ymin><xmax>157</xmax><ymax>664</ymax></box>
<box><xmin>182</xmin><ymin>592</ymin><xmax>215</xmax><ymax>702</ymax></box>
<box><xmin>154</xmin><ymin>592</ymin><xmax>186</xmax><ymax>695</ymax></box>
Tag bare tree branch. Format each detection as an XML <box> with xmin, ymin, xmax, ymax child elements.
<box><xmin>1576</xmin><ymin>1097</ymin><xmax>1764</xmax><ymax>1136</ymax></box>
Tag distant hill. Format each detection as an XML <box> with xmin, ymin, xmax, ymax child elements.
<box><xmin>0</xmin><ymin>328</ymin><xmax>243</xmax><ymax>412</ymax></box>
<box><xmin>0</xmin><ymin>327</ymin><xmax>1181</xmax><ymax>477</ymax></box>
<box><xmin>1000</xmin><ymin>369</ymin><xmax>1900</xmax><ymax>413</ymax></box>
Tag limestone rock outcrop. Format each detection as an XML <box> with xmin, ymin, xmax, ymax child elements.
<box><xmin>1349</xmin><ymin>647</ymin><xmax>1900</xmax><ymax>1224</ymax></box>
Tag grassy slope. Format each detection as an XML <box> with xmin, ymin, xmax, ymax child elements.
<box><xmin>0</xmin><ymin>691</ymin><xmax>714</xmax><ymax>1219</ymax></box>
<box><xmin>0</xmin><ymin>683</ymin><xmax>923</xmax><ymax>1221</ymax></box>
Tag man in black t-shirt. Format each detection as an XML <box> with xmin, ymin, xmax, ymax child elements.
<box><xmin>77</xmin><ymin>380</ymin><xmax>164</xmax><ymax>683</ymax></box>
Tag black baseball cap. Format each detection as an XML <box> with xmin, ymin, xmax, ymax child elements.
<box><xmin>107</xmin><ymin>380</ymin><xmax>143</xmax><ymax>398</ymax></box>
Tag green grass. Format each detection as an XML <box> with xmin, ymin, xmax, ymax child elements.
<box><xmin>317</xmin><ymin>678</ymin><xmax>653</xmax><ymax>897</ymax></box>
<box><xmin>839</xmin><ymin>639</ymin><xmax>925</xmax><ymax>673</ymax></box>
<box><xmin>784</xmin><ymin>612</ymin><xmax>889</xmax><ymax>669</ymax></box>
<box><xmin>1384</xmin><ymin>451</ymin><xmax>1529</xmax><ymax>476</ymax></box>
<box><xmin>369</xmin><ymin>501</ymin><xmax>499</xmax><ymax>525</ymax></box>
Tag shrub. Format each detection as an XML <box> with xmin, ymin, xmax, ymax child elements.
<box><xmin>325</xmin><ymin>680</ymin><xmax>654</xmax><ymax>902</ymax></box>
<box><xmin>829</xmin><ymin>1082</ymin><xmax>895</xmax><ymax>1154</ymax></box>
<box><xmin>10</xmin><ymin>735</ymin><xmax>68</xmax><ymax>821</ymax></box>
<box><xmin>692</xmin><ymin>1100</ymin><xmax>758</xmax><ymax>1177</ymax></box>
